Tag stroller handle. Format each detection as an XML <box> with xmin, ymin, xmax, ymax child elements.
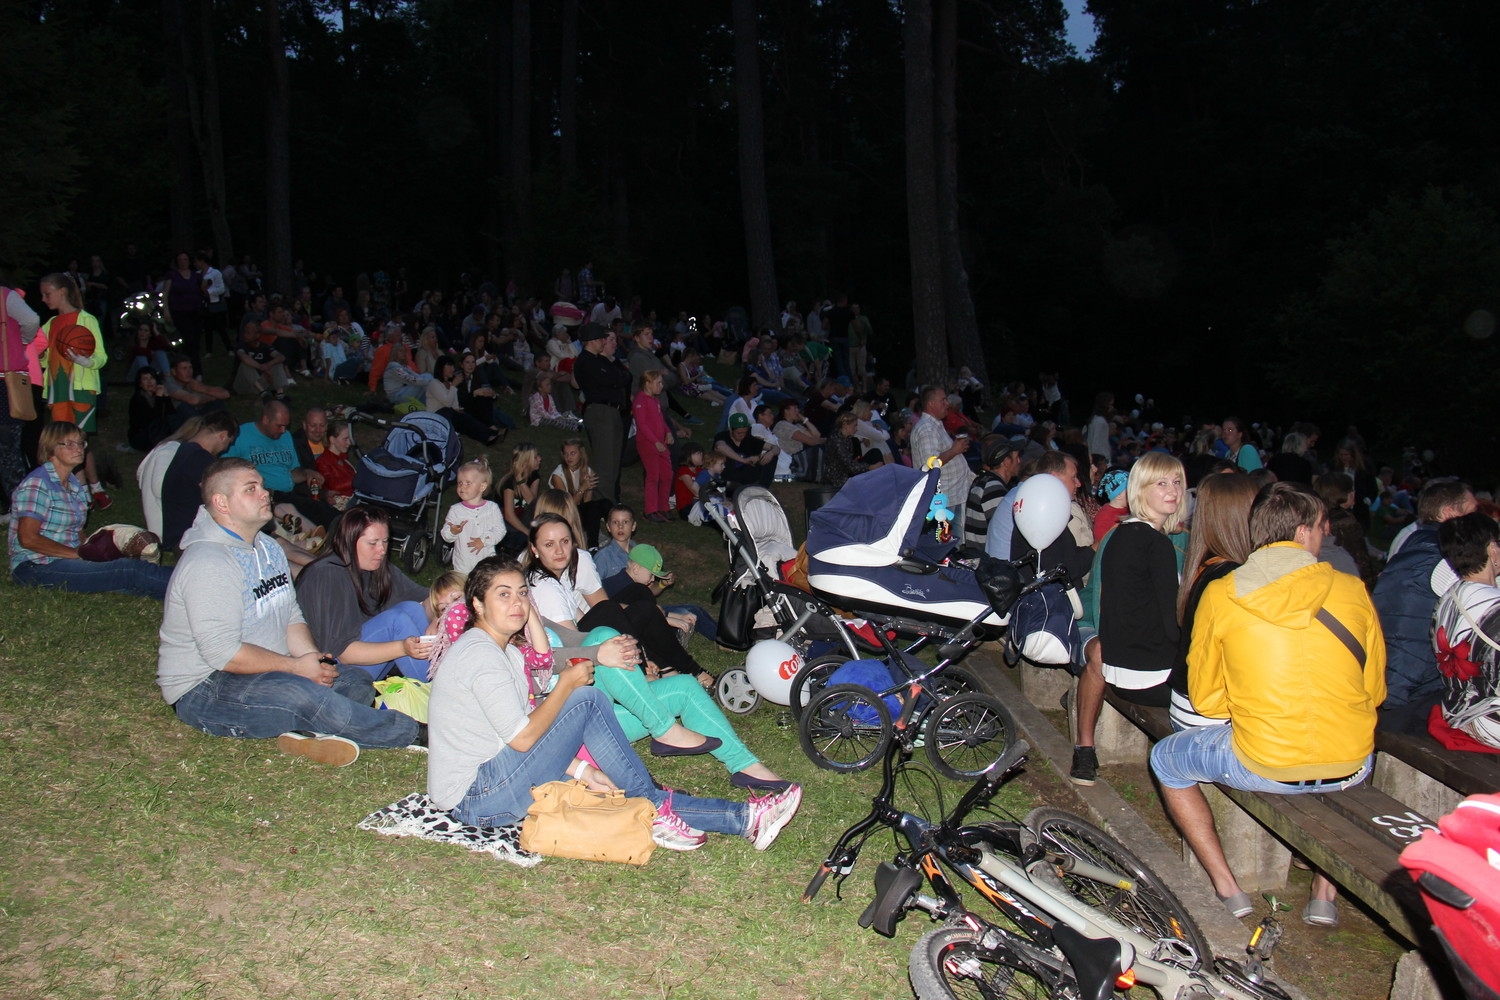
<box><xmin>350</xmin><ymin>411</ymin><xmax>422</xmax><ymax>434</ymax></box>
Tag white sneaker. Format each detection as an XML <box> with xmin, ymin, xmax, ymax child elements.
<box><xmin>745</xmin><ymin>784</ymin><xmax>802</xmax><ymax>850</ymax></box>
<box><xmin>284</xmin><ymin>377</ymin><xmax>298</xmax><ymax>386</ymax></box>
<box><xmin>652</xmin><ymin>794</ymin><xmax>708</xmax><ymax>851</ymax></box>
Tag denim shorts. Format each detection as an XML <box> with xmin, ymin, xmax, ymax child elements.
<box><xmin>1150</xmin><ymin>722</ymin><xmax>1372</xmax><ymax>794</ymax></box>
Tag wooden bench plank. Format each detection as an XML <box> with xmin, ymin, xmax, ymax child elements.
<box><xmin>1375</xmin><ymin>729</ymin><xmax>1500</xmax><ymax>799</ymax></box>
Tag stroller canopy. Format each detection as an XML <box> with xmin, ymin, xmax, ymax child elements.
<box><xmin>807</xmin><ymin>464</ymin><xmax>938</xmax><ymax>567</ymax></box>
<box><xmin>354</xmin><ymin>411</ymin><xmax>463</xmax><ymax>507</ymax></box>
<box><xmin>735</xmin><ymin>485</ymin><xmax>797</xmax><ymax>570</ymax></box>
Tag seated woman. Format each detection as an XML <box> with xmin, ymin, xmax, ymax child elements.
<box><xmin>528</xmin><ymin>371</ymin><xmax>583</xmax><ymax>430</ymax></box>
<box><xmin>124</xmin><ymin>320</ymin><xmax>172</xmax><ymax>382</ymax></box>
<box><xmin>8</xmin><ymin>421</ymin><xmax>172</xmax><ymax>598</ymax></box>
<box><xmin>427</xmin><ymin>356</ymin><xmax>506</xmax><ymax>445</ymax></box>
<box><xmin>676</xmin><ymin>348</ymin><xmax>730</xmax><ymax>404</ymax></box>
<box><xmin>128</xmin><ymin>367</ymin><xmax>177</xmax><ymax>453</ymax></box>
<box><xmin>426</xmin><ymin>558</ymin><xmax>802</xmax><ymax>847</ymax></box>
<box><xmin>313</xmin><ymin>418</ymin><xmax>358</xmax><ymax>509</ymax></box>
<box><xmin>493</xmin><ymin>442</ymin><xmax>542</xmax><ymax>555</ymax></box>
<box><xmin>823</xmin><ymin>411</ymin><xmax>875</xmax><ymax>488</ymax></box>
<box><xmin>355</xmin><ymin>571</ymin><xmax>467</xmax><ymax>682</ymax></box>
<box><xmin>548</xmin><ymin>438</ymin><xmax>610</xmax><ymax>548</ymax></box>
<box><xmin>295</xmin><ymin>506</ymin><xmax>435</xmax><ymax>680</ymax></box>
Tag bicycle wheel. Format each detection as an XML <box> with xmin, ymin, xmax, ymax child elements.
<box><xmin>788</xmin><ymin>652</ymin><xmax>852</xmax><ymax>720</ymax></box>
<box><xmin>1025</xmin><ymin>807</ymin><xmax>1212</xmax><ymax>964</ymax></box>
<box><xmin>909</xmin><ymin>925</ymin><xmax>1067</xmax><ymax>1000</ymax></box>
<box><xmin>798</xmin><ymin>683</ymin><xmax>893</xmax><ymax>771</ymax></box>
<box><xmin>924</xmin><ymin>692</ymin><xmax>1017</xmax><ymax>781</ymax></box>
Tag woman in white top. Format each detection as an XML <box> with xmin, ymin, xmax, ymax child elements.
<box><xmin>523</xmin><ymin>515</ymin><xmax>790</xmax><ymax>789</ymax></box>
<box><xmin>1432</xmin><ymin>512</ymin><xmax>1500</xmax><ymax>749</ymax></box>
<box><xmin>426</xmin><ymin>558</ymin><xmax>801</xmax><ymax>846</ymax></box>
<box><xmin>548</xmin><ymin>438</ymin><xmax>611</xmax><ymax>549</ymax></box>
<box><xmin>426</xmin><ymin>356</ymin><xmax>505</xmax><ymax>445</ymax></box>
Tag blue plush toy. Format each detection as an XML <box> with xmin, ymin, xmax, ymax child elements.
<box><xmin>928</xmin><ymin>491</ymin><xmax>954</xmax><ymax>544</ymax></box>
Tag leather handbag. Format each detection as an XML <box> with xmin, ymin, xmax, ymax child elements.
<box><xmin>1</xmin><ymin>289</ymin><xmax>36</xmax><ymax>422</ymax></box>
<box><xmin>518</xmin><ymin>779</ymin><xmax>657</xmax><ymax>865</ymax></box>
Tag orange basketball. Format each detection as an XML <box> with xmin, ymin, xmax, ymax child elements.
<box><xmin>51</xmin><ymin>322</ymin><xmax>96</xmax><ymax>359</ymax></box>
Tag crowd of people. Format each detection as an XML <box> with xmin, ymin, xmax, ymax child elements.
<box><xmin>6</xmin><ymin>257</ymin><xmax>1497</xmax><ymax>906</ymax></box>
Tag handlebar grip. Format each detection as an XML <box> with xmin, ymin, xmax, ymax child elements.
<box><xmin>802</xmin><ymin>865</ymin><xmax>832</xmax><ymax>902</ymax></box>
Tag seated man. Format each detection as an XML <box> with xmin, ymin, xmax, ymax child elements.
<box><xmin>381</xmin><ymin>341</ymin><xmax>433</xmax><ymax>405</ymax></box>
<box><xmin>260</xmin><ymin>302</ymin><xmax>312</xmax><ymax>377</ymax></box>
<box><xmin>290</xmin><ymin>406</ymin><xmax>329</xmax><ymax>470</ymax></box>
<box><xmin>1373</xmin><ymin>479</ymin><xmax>1477</xmax><ymax>733</ymax></box>
<box><xmin>158</xmin><ymin>457</ymin><xmax>420</xmax><ymax>765</ymax></box>
<box><xmin>772</xmin><ymin>398</ymin><xmax>825</xmax><ymax>483</ymax></box>
<box><xmin>715</xmin><ymin>413</ymin><xmax>777</xmax><ymax>487</ymax></box>
<box><xmin>160</xmin><ymin>411</ymin><xmax>240</xmax><ymax>552</ymax></box>
<box><xmin>1150</xmin><ymin>482</ymin><xmax>1385</xmax><ymax>927</ymax></box>
<box><xmin>233</xmin><ymin>319</ymin><xmax>291</xmax><ymax>398</ymax></box>
<box><xmin>224</xmin><ymin>399</ymin><xmax>335</xmax><ymax>528</ymax></box>
<box><xmin>965</xmin><ymin>438</ymin><xmax>1021</xmax><ymax>549</ymax></box>
<box><xmin>162</xmin><ymin>354</ymin><xmax>229</xmax><ymax>420</ymax></box>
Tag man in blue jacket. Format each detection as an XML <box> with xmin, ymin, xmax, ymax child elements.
<box><xmin>1372</xmin><ymin>479</ymin><xmax>1476</xmax><ymax>734</ymax></box>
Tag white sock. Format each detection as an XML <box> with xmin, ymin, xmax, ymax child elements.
<box><xmin>90</xmin><ymin>482</ymin><xmax>104</xmax><ymax>495</ymax></box>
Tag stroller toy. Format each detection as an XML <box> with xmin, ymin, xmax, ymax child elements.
<box><xmin>927</xmin><ymin>491</ymin><xmax>954</xmax><ymax>544</ymax></box>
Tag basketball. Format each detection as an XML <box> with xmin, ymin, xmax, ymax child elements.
<box><xmin>51</xmin><ymin>323</ymin><xmax>96</xmax><ymax>359</ymax></box>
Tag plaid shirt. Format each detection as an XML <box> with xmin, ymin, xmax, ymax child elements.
<box><xmin>8</xmin><ymin>462</ymin><xmax>89</xmax><ymax>571</ymax></box>
<box><xmin>910</xmin><ymin>412</ymin><xmax>973</xmax><ymax>503</ymax></box>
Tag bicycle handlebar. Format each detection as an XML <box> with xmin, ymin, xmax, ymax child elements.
<box><xmin>802</xmin><ymin>865</ymin><xmax>832</xmax><ymax>903</ymax></box>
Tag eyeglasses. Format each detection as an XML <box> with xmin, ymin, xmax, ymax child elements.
<box><xmin>58</xmin><ymin>440</ymin><xmax>88</xmax><ymax>450</ymax></box>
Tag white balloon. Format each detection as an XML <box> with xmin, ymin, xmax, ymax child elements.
<box><xmin>1012</xmin><ymin>473</ymin><xmax>1072</xmax><ymax>552</ymax></box>
<box><xmin>745</xmin><ymin>639</ymin><xmax>802</xmax><ymax>706</ymax></box>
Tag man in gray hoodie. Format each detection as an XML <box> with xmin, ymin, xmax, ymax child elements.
<box><xmin>157</xmin><ymin>457</ymin><xmax>420</xmax><ymax>765</ymax></box>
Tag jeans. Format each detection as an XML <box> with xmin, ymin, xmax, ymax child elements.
<box><xmin>13</xmin><ymin>557</ymin><xmax>173</xmax><ymax>600</ymax></box>
<box><xmin>662</xmin><ymin>603</ymin><xmax>718</xmax><ymax>642</ymax></box>
<box><xmin>173</xmin><ymin>665</ymin><xmax>420</xmax><ymax>747</ymax></box>
<box><xmin>387</xmin><ymin>378</ymin><xmax>432</xmax><ymax>405</ymax></box>
<box><xmin>595</xmin><ymin>669</ymin><xmax>758</xmax><ymax>773</ymax></box>
<box><xmin>333</xmin><ymin>357</ymin><xmax>364</xmax><ymax>381</ymax></box>
<box><xmin>358</xmin><ymin>601</ymin><xmax>429</xmax><ymax>681</ymax></box>
<box><xmin>1150</xmin><ymin>722</ymin><xmax>1372</xmax><ymax>793</ymax></box>
<box><xmin>452</xmin><ymin>687</ymin><xmax>750</xmax><ymax>835</ymax></box>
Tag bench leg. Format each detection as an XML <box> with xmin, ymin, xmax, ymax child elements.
<box><xmin>1390</xmin><ymin>950</ymin><xmax>1447</xmax><ymax>1000</ymax></box>
<box><xmin>1016</xmin><ymin>657</ymin><xmax>1072</xmax><ymax>708</ymax></box>
<box><xmin>1372</xmin><ymin>752</ymin><xmax>1463</xmax><ymax>823</ymax></box>
<box><xmin>1073</xmin><ymin>684</ymin><xmax>1150</xmax><ymax>766</ymax></box>
<box><xmin>1188</xmin><ymin>784</ymin><xmax>1291</xmax><ymax>893</ymax></box>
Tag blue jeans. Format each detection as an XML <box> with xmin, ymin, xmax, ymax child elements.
<box><xmin>173</xmin><ymin>665</ymin><xmax>420</xmax><ymax>747</ymax></box>
<box><xmin>13</xmin><ymin>557</ymin><xmax>173</xmax><ymax>600</ymax></box>
<box><xmin>387</xmin><ymin>378</ymin><xmax>432</xmax><ymax>405</ymax></box>
<box><xmin>662</xmin><ymin>603</ymin><xmax>718</xmax><ymax>642</ymax></box>
<box><xmin>1150</xmin><ymin>723</ymin><xmax>1373</xmax><ymax>793</ymax></box>
<box><xmin>358</xmin><ymin>601</ymin><xmax>429</xmax><ymax>680</ymax></box>
<box><xmin>452</xmin><ymin>687</ymin><xmax>750</xmax><ymax>835</ymax></box>
<box><xmin>333</xmin><ymin>357</ymin><xmax>364</xmax><ymax>381</ymax></box>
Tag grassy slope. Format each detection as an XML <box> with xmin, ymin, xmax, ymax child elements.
<box><xmin>0</xmin><ymin>360</ymin><xmax>1032</xmax><ymax>999</ymax></box>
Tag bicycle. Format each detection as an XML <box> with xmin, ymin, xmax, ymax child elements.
<box><xmin>803</xmin><ymin>736</ymin><xmax>1292</xmax><ymax>1000</ymax></box>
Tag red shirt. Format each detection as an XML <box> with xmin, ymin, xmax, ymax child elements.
<box><xmin>674</xmin><ymin>464</ymin><xmax>700</xmax><ymax>512</ymax></box>
<box><xmin>316</xmin><ymin>449</ymin><xmax>357</xmax><ymax>498</ymax></box>
<box><xmin>1093</xmin><ymin>502</ymin><xmax>1128</xmax><ymax>541</ymax></box>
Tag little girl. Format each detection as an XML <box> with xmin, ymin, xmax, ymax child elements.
<box><xmin>528</xmin><ymin>371</ymin><xmax>583</xmax><ymax>430</ymax></box>
<box><xmin>442</xmin><ymin>457</ymin><xmax>506</xmax><ymax>574</ymax></box>
<box><xmin>632</xmin><ymin>369</ymin><xmax>674</xmax><ymax>522</ymax></box>
<box><xmin>674</xmin><ymin>443</ymin><xmax>706</xmax><ymax>520</ymax></box>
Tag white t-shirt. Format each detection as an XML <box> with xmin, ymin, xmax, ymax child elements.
<box><xmin>527</xmin><ymin>550</ymin><xmax>604</xmax><ymax>625</ymax></box>
<box><xmin>137</xmin><ymin>439</ymin><xmax>182</xmax><ymax>536</ymax></box>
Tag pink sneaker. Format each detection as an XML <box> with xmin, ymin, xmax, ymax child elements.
<box><xmin>745</xmin><ymin>784</ymin><xmax>803</xmax><ymax>850</ymax></box>
<box><xmin>652</xmin><ymin>794</ymin><xmax>707</xmax><ymax>851</ymax></box>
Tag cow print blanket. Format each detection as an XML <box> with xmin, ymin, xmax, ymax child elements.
<box><xmin>357</xmin><ymin>792</ymin><xmax>543</xmax><ymax>868</ymax></box>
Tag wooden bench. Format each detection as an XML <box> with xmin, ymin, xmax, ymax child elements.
<box><xmin>1372</xmin><ymin>728</ymin><xmax>1500</xmax><ymax>821</ymax></box>
<box><xmin>1104</xmin><ymin>690</ymin><xmax>1436</xmax><ymax>945</ymax></box>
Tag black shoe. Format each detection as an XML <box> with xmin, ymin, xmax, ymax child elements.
<box><xmin>1070</xmin><ymin>746</ymin><xmax>1099</xmax><ymax>786</ymax></box>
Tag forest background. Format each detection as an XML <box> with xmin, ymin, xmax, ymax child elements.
<box><xmin>4</xmin><ymin>0</ymin><xmax>1499</xmax><ymax>473</ymax></box>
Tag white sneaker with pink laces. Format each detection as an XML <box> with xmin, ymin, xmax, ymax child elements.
<box><xmin>652</xmin><ymin>794</ymin><xmax>708</xmax><ymax>851</ymax></box>
<box><xmin>745</xmin><ymin>784</ymin><xmax>803</xmax><ymax>850</ymax></box>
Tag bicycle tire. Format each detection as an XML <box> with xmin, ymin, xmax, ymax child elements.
<box><xmin>1025</xmin><ymin>806</ymin><xmax>1212</xmax><ymax>964</ymax></box>
<box><xmin>924</xmin><ymin>692</ymin><xmax>1017</xmax><ymax>781</ymax></box>
<box><xmin>909</xmin><ymin>925</ymin><xmax>1069</xmax><ymax>1000</ymax></box>
<box><xmin>798</xmin><ymin>683</ymin><xmax>893</xmax><ymax>772</ymax></box>
<box><xmin>788</xmin><ymin>652</ymin><xmax>852</xmax><ymax>721</ymax></box>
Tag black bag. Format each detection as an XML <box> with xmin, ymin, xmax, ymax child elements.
<box><xmin>715</xmin><ymin>573</ymin><xmax>764</xmax><ymax>651</ymax></box>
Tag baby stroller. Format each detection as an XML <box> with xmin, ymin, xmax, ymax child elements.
<box><xmin>702</xmin><ymin>480</ymin><xmax>863</xmax><ymax>714</ymax></box>
<box><xmin>805</xmin><ymin>463</ymin><xmax>1009</xmax><ymax>640</ymax></box>
<box><xmin>351</xmin><ymin>411</ymin><xmax>462</xmax><ymax>573</ymax></box>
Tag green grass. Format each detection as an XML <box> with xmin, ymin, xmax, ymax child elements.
<box><xmin>1</xmin><ymin>356</ymin><xmax>1034</xmax><ymax>999</ymax></box>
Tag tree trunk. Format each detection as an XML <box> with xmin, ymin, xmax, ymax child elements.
<box><xmin>264</xmin><ymin>0</ymin><xmax>293</xmax><ymax>297</ymax></box>
<box><xmin>559</xmin><ymin>0</ymin><xmax>578</xmax><ymax>178</ymax></box>
<box><xmin>904</xmin><ymin>0</ymin><xmax>948</xmax><ymax>386</ymax></box>
<box><xmin>195</xmin><ymin>0</ymin><xmax>234</xmax><ymax>262</ymax></box>
<box><xmin>934</xmin><ymin>0</ymin><xmax>983</xmax><ymax>390</ymax></box>
<box><xmin>732</xmin><ymin>0</ymin><xmax>779</xmax><ymax>333</ymax></box>
<box><xmin>160</xmin><ymin>0</ymin><xmax>196</xmax><ymax>252</ymax></box>
<box><xmin>510</xmin><ymin>0</ymin><xmax>532</xmax><ymax>285</ymax></box>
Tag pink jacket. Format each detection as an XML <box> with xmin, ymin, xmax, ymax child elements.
<box><xmin>632</xmin><ymin>391</ymin><xmax>670</xmax><ymax>448</ymax></box>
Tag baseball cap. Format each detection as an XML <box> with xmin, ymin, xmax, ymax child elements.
<box><xmin>628</xmin><ymin>544</ymin><xmax>670</xmax><ymax>578</ymax></box>
<box><xmin>984</xmin><ymin>439</ymin><xmax>1022</xmax><ymax>467</ymax></box>
<box><xmin>728</xmin><ymin>413</ymin><xmax>751</xmax><ymax>429</ymax></box>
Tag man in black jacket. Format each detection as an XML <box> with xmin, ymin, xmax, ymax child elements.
<box><xmin>574</xmin><ymin>324</ymin><xmax>633</xmax><ymax>503</ymax></box>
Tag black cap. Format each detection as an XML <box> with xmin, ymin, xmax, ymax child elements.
<box><xmin>578</xmin><ymin>323</ymin><xmax>606</xmax><ymax>343</ymax></box>
<box><xmin>984</xmin><ymin>439</ymin><xmax>1022</xmax><ymax>467</ymax></box>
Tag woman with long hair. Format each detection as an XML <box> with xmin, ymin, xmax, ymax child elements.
<box><xmin>1169</xmin><ymin>472</ymin><xmax>1258</xmax><ymax>729</ymax></box>
<box><xmin>549</xmin><ymin>438</ymin><xmax>610</xmax><ymax>548</ymax></box>
<box><xmin>1220</xmin><ymin>417</ymin><xmax>1262</xmax><ymax>472</ymax></box>
<box><xmin>1329</xmin><ymin>437</ymin><xmax>1379</xmax><ymax>529</ymax></box>
<box><xmin>426</xmin><ymin>557</ymin><xmax>801</xmax><ymax>847</ymax></box>
<box><xmin>38</xmin><ymin>272</ymin><xmax>110</xmax><ymax>506</ymax></box>
<box><xmin>493</xmin><ymin>442</ymin><xmax>542</xmax><ymax>554</ymax></box>
<box><xmin>295</xmin><ymin>506</ymin><xmax>434</xmax><ymax>678</ymax></box>
<box><xmin>427</xmin><ymin>356</ymin><xmax>506</xmax><ymax>445</ymax></box>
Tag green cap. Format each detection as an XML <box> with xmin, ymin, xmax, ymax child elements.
<box><xmin>628</xmin><ymin>543</ymin><xmax>669</xmax><ymax>578</ymax></box>
<box><xmin>728</xmin><ymin>412</ymin><xmax>751</xmax><ymax>428</ymax></box>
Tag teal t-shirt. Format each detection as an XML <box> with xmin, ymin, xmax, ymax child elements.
<box><xmin>226</xmin><ymin>421</ymin><xmax>298</xmax><ymax>492</ymax></box>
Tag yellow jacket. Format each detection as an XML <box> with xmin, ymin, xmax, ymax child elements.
<box><xmin>1188</xmin><ymin>542</ymin><xmax>1386</xmax><ymax>781</ymax></box>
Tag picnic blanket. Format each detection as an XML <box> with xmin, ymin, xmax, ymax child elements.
<box><xmin>357</xmin><ymin>792</ymin><xmax>543</xmax><ymax>868</ymax></box>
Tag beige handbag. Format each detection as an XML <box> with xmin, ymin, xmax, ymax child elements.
<box><xmin>518</xmin><ymin>779</ymin><xmax>657</xmax><ymax>865</ymax></box>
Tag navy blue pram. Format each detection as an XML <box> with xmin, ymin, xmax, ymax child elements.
<box><xmin>805</xmin><ymin>464</ymin><xmax>1007</xmax><ymax>636</ymax></box>
<box><xmin>351</xmin><ymin>411</ymin><xmax>462</xmax><ymax>572</ymax></box>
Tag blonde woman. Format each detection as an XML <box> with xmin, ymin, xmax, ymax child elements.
<box><xmin>492</xmin><ymin>442</ymin><xmax>542</xmax><ymax>555</ymax></box>
<box><xmin>1070</xmin><ymin>451</ymin><xmax>1187</xmax><ymax>786</ymax></box>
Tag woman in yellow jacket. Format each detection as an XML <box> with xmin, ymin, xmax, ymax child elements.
<box><xmin>38</xmin><ymin>273</ymin><xmax>111</xmax><ymax>509</ymax></box>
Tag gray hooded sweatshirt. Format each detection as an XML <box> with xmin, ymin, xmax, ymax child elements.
<box><xmin>157</xmin><ymin>507</ymin><xmax>304</xmax><ymax>704</ymax></box>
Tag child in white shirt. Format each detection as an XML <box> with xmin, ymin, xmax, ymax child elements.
<box><xmin>441</xmin><ymin>457</ymin><xmax>506</xmax><ymax>573</ymax></box>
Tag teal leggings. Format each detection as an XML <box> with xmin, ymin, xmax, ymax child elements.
<box><xmin>592</xmin><ymin>666</ymin><xmax>759</xmax><ymax>774</ymax></box>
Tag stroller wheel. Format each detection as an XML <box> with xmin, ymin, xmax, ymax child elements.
<box><xmin>716</xmin><ymin>668</ymin><xmax>761</xmax><ymax>715</ymax></box>
<box><xmin>799</xmin><ymin>683</ymin><xmax>892</xmax><ymax>772</ymax></box>
<box><xmin>924</xmin><ymin>692</ymin><xmax>1016</xmax><ymax>781</ymax></box>
<box><xmin>401</xmin><ymin>533</ymin><xmax>431</xmax><ymax>574</ymax></box>
<box><xmin>788</xmin><ymin>652</ymin><xmax>852</xmax><ymax>722</ymax></box>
